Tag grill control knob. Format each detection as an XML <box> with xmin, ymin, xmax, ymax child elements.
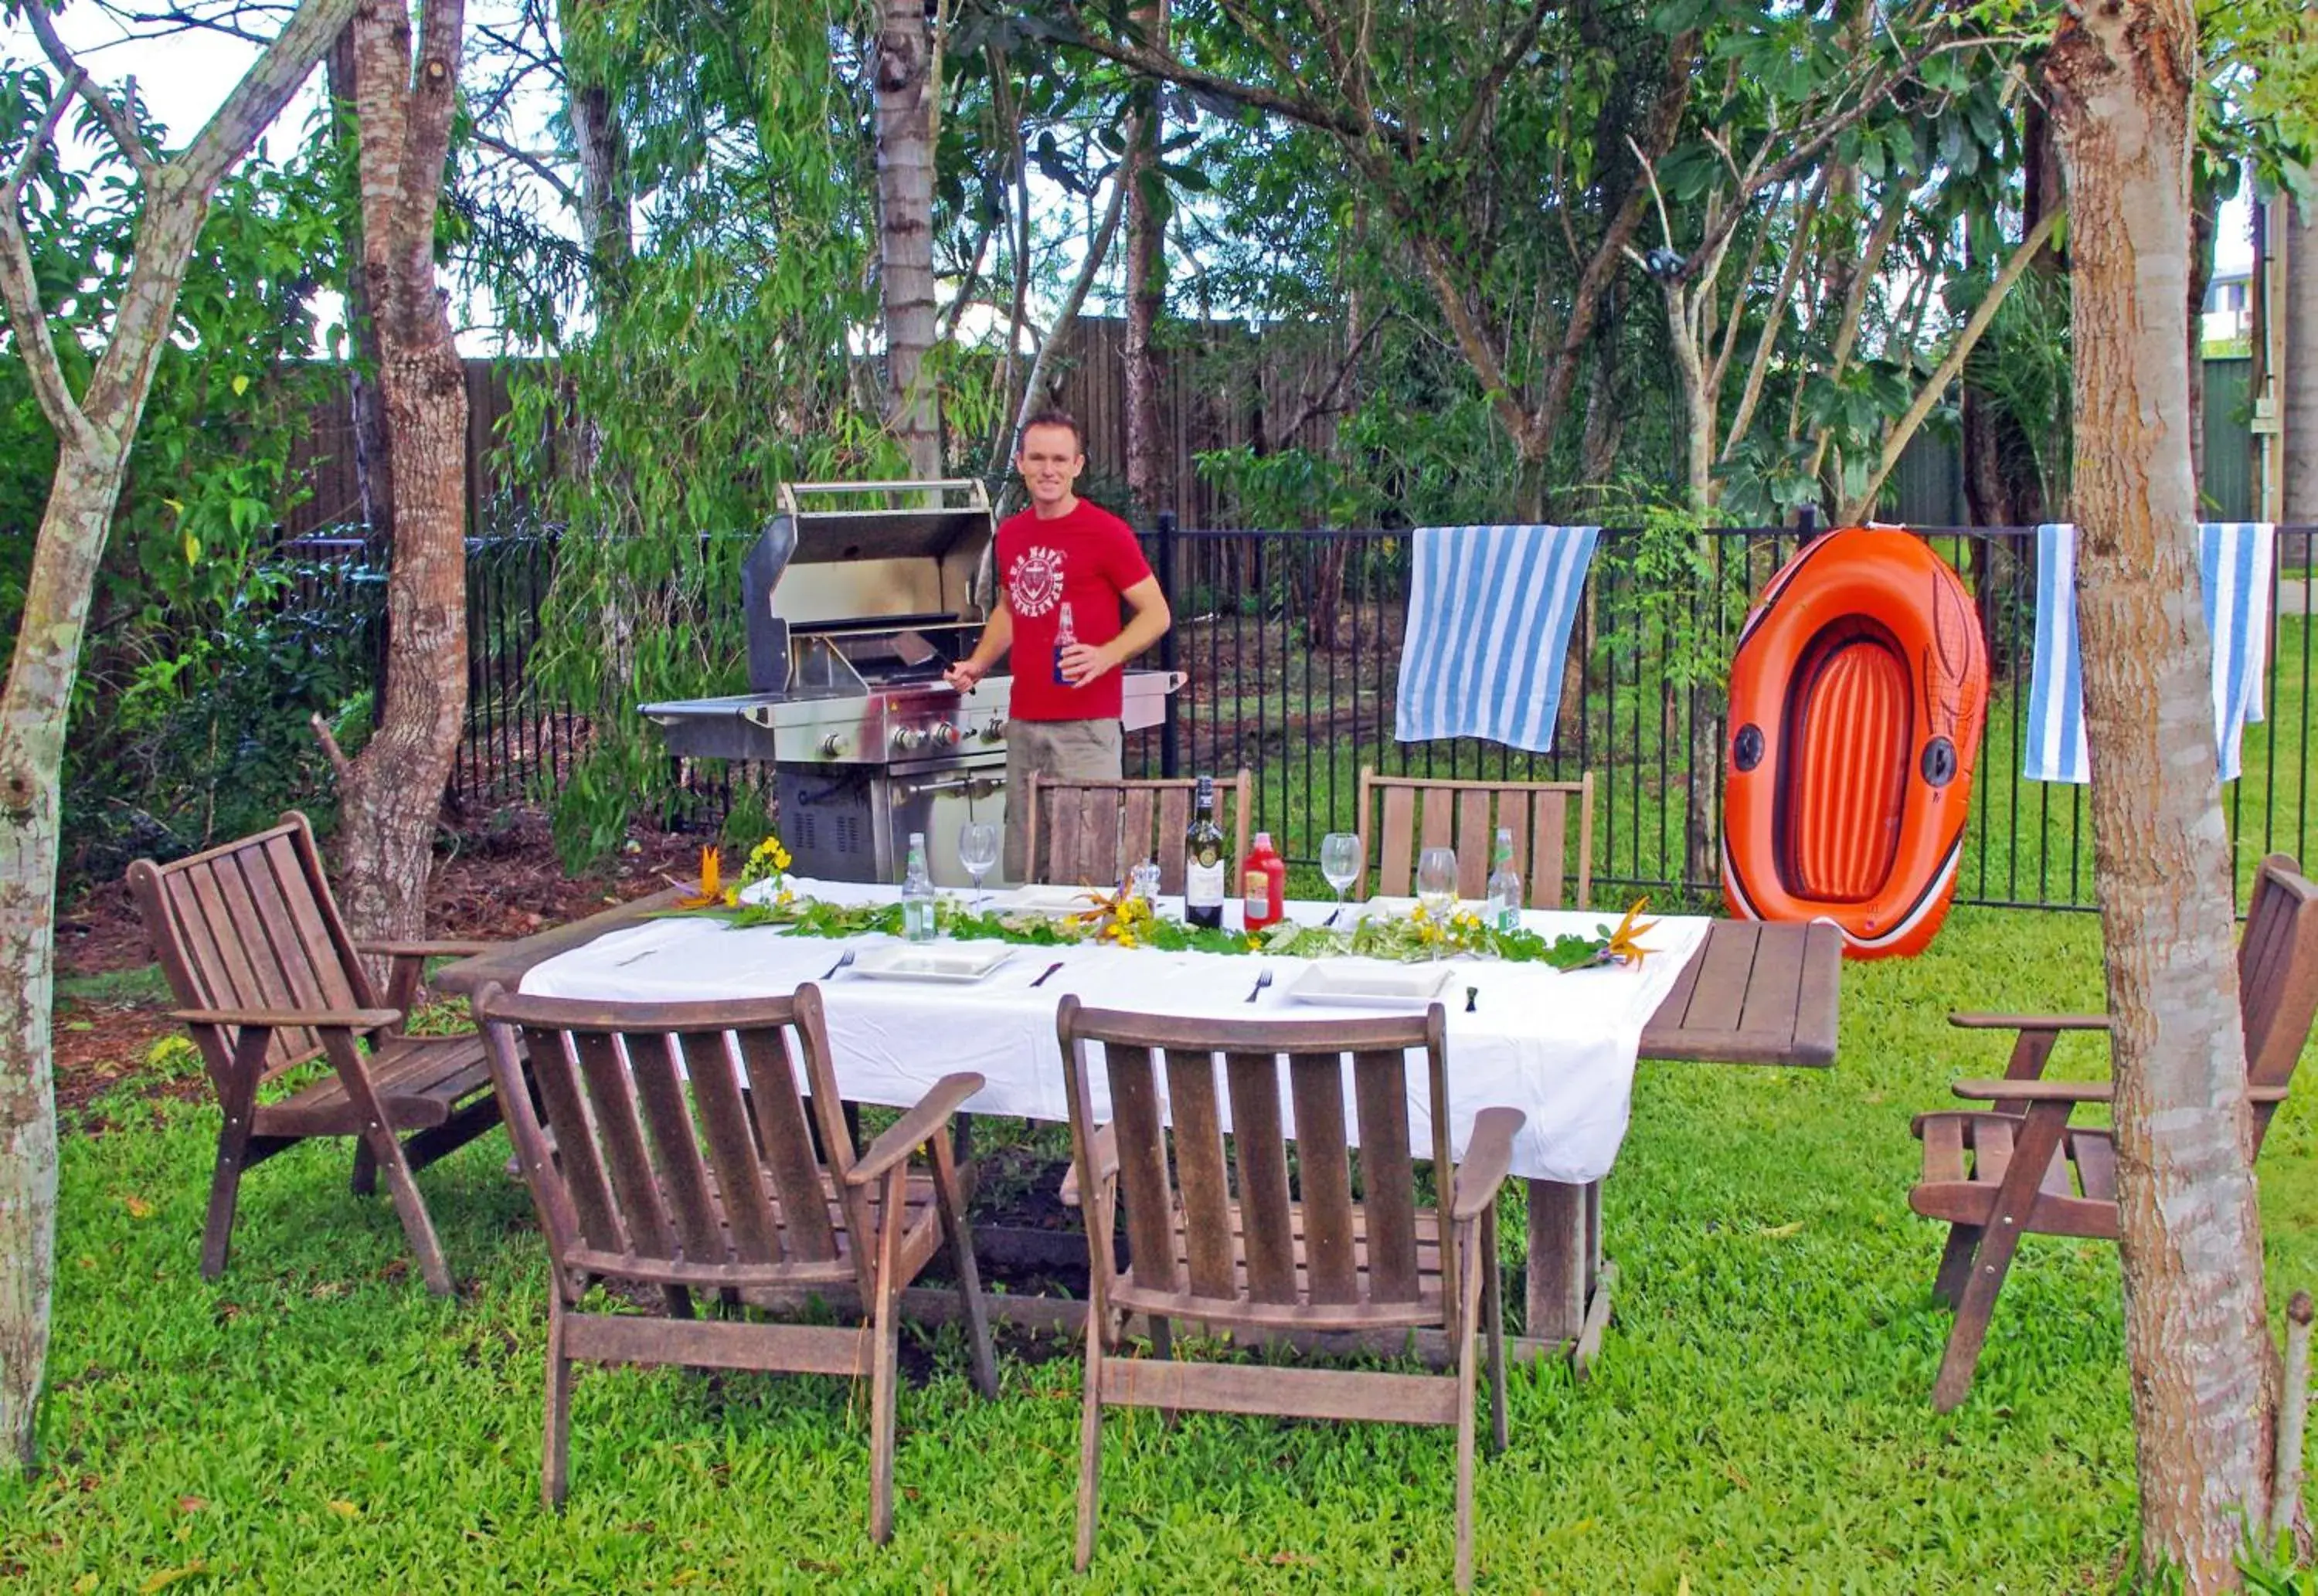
<box><xmin>819</xmin><ymin>732</ymin><xmax>848</xmax><ymax>759</ymax></box>
<box><xmin>981</xmin><ymin>716</ymin><xmax>1007</xmax><ymax>742</ymax></box>
<box><xmin>892</xmin><ymin>725</ymin><xmax>926</xmax><ymax>753</ymax></box>
<box><xmin>930</xmin><ymin>722</ymin><xmax>963</xmax><ymax>749</ymax></box>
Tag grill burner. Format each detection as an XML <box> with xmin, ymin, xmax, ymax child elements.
<box><xmin>640</xmin><ymin>479</ymin><xmax>1181</xmax><ymax>886</ymax></box>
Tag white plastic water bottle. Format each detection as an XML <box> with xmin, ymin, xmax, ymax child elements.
<box><xmin>902</xmin><ymin>833</ymin><xmax>937</xmax><ymax>942</ymax></box>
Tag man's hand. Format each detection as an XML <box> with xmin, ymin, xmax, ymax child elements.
<box><xmin>1057</xmin><ymin>643</ymin><xmax>1115</xmax><ymax>688</ymax></box>
<box><xmin>944</xmin><ymin>659</ymin><xmax>988</xmax><ymax>691</ymax></box>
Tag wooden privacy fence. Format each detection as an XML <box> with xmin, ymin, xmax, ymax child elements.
<box><xmin>275</xmin><ymin>347</ymin><xmax>2260</xmax><ymax>540</ymax></box>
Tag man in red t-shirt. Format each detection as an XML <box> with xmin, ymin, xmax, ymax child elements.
<box><xmin>944</xmin><ymin>409</ymin><xmax>1173</xmax><ymax>879</ymax></box>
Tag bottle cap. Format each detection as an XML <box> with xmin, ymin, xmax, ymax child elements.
<box><xmin>1253</xmin><ymin>831</ymin><xmax>1272</xmax><ymax>849</ymax></box>
<box><xmin>909</xmin><ymin>832</ymin><xmax>925</xmax><ymax>847</ymax></box>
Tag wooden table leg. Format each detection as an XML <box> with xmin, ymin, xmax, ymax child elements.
<box><xmin>1526</xmin><ymin>1177</ymin><xmax>1612</xmax><ymax>1374</ymax></box>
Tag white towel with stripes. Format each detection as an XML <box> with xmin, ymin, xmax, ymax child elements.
<box><xmin>1395</xmin><ymin>524</ymin><xmax>1599</xmax><ymax>752</ymax></box>
<box><xmin>2024</xmin><ymin>521</ymin><xmax>2274</xmax><ymax>783</ymax></box>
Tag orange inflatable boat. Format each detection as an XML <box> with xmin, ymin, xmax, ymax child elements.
<box><xmin>1721</xmin><ymin>528</ymin><xmax>1988</xmax><ymax>960</ymax></box>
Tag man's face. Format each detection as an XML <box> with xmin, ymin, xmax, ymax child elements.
<box><xmin>1016</xmin><ymin>424</ymin><xmax>1085</xmax><ymax>510</ymax></box>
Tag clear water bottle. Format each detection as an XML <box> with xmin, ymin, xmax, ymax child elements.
<box><xmin>1486</xmin><ymin>826</ymin><xmax>1522</xmax><ymax>934</ymax></box>
<box><xmin>902</xmin><ymin>832</ymin><xmax>937</xmax><ymax>942</ymax></box>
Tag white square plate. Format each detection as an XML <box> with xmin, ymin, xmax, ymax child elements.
<box><xmin>1285</xmin><ymin>960</ymin><xmax>1455</xmax><ymax>1008</ymax></box>
<box><xmin>1361</xmin><ymin>895</ymin><xmax>1487</xmax><ymax>920</ymax></box>
<box><xmin>850</xmin><ymin>943</ymin><xmax>1015</xmax><ymax>983</ymax></box>
<box><xmin>998</xmin><ymin>885</ymin><xmax>1106</xmax><ymax>915</ymax></box>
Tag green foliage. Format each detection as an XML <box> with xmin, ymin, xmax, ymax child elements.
<box><xmin>0</xmin><ymin>70</ymin><xmax>365</xmax><ymax>880</ymax></box>
<box><xmin>12</xmin><ymin>905</ymin><xmax>2318</xmax><ymax>1587</ymax></box>
<box><xmin>491</xmin><ymin>0</ymin><xmax>902</xmax><ymax>869</ymax></box>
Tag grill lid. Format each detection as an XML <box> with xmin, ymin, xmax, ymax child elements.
<box><xmin>744</xmin><ymin>479</ymin><xmax>994</xmax><ymax>693</ymax></box>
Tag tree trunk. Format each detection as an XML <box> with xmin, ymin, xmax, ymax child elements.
<box><xmin>331</xmin><ymin>0</ymin><xmax>471</xmax><ymax>950</ymax></box>
<box><xmin>0</xmin><ymin>471</ymin><xmax>121</xmax><ymax>1470</ymax></box>
<box><xmin>2286</xmin><ymin>194</ymin><xmax>2318</xmax><ymax>522</ymax></box>
<box><xmin>0</xmin><ymin>0</ymin><xmax>361</xmax><ymax>1469</ymax></box>
<box><xmin>1123</xmin><ymin>0</ymin><xmax>1170</xmax><ymax>520</ymax></box>
<box><xmin>325</xmin><ymin>20</ymin><xmax>394</xmax><ymax>716</ymax></box>
<box><xmin>2049</xmin><ymin>5</ymin><xmax>2277</xmax><ymax>1588</ymax></box>
<box><xmin>2188</xmin><ymin>165</ymin><xmax>2216</xmax><ymax>501</ymax></box>
<box><xmin>559</xmin><ymin>0</ymin><xmax>631</xmax><ymax>288</ymax></box>
<box><xmin>875</xmin><ymin>0</ymin><xmax>940</xmax><ymax>478</ymax></box>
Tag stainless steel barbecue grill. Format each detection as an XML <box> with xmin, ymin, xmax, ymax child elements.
<box><xmin>639</xmin><ymin>479</ymin><xmax>1181</xmax><ymax>887</ymax></box>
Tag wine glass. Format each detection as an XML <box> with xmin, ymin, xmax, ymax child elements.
<box><xmin>1416</xmin><ymin>846</ymin><xmax>1459</xmax><ymax>959</ymax></box>
<box><xmin>958</xmin><ymin>820</ymin><xmax>1000</xmax><ymax>907</ymax></box>
<box><xmin>1320</xmin><ymin>832</ymin><xmax>1361</xmax><ymax>925</ymax></box>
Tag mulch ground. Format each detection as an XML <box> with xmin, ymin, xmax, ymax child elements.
<box><xmin>49</xmin><ymin>808</ymin><xmax>705</xmax><ymax>1122</ymax></box>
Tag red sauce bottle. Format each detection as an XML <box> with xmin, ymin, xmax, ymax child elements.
<box><xmin>1241</xmin><ymin>831</ymin><xmax>1286</xmax><ymax>932</ymax></box>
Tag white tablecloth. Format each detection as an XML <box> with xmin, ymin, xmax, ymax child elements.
<box><xmin>517</xmin><ymin>880</ymin><xmax>1708</xmax><ymax>1184</ymax></box>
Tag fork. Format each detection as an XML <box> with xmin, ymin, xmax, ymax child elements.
<box><xmin>821</xmin><ymin>948</ymin><xmax>856</xmax><ymax>980</ymax></box>
<box><xmin>1245</xmin><ymin>967</ymin><xmax>1273</xmax><ymax>1003</ymax></box>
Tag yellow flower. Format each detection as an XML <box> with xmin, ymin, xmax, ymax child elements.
<box><xmin>675</xmin><ymin>847</ymin><xmax>726</xmax><ymax>909</ymax></box>
<box><xmin>1603</xmin><ymin>898</ymin><xmax>1661</xmax><ymax>968</ymax></box>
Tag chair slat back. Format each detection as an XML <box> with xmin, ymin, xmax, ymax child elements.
<box><xmin>2238</xmin><ymin>855</ymin><xmax>2318</xmax><ymax>1146</ymax></box>
<box><xmin>127</xmin><ymin>812</ymin><xmax>375</xmax><ymax>1086</ymax></box>
<box><xmin>1356</xmin><ymin>767</ymin><xmax>1595</xmax><ymax>908</ymax></box>
<box><xmin>1029</xmin><ymin>770</ymin><xmax>1254</xmax><ymax>897</ymax></box>
<box><xmin>1059</xmin><ymin>1001</ymin><xmax>1454</xmax><ymax>1319</ymax></box>
<box><xmin>474</xmin><ymin>987</ymin><xmax>860</xmax><ymax>1292</ymax></box>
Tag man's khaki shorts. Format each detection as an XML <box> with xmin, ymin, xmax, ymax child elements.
<box><xmin>1004</xmin><ymin>718</ymin><xmax>1123</xmax><ymax>881</ymax></box>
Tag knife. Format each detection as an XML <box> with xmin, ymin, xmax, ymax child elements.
<box><xmin>1030</xmin><ymin>960</ymin><xmax>1066</xmax><ymax>988</ymax></box>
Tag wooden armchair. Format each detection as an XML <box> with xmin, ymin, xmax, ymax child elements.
<box><xmin>471</xmin><ymin>983</ymin><xmax>997</xmax><ymax>1538</ymax></box>
<box><xmin>127</xmin><ymin>811</ymin><xmax>503</xmax><ymax>1294</ymax></box>
<box><xmin>1355</xmin><ymin>766</ymin><xmax>1595</xmax><ymax>908</ymax></box>
<box><xmin>1909</xmin><ymin>853</ymin><xmax>2318</xmax><ymax>1410</ymax></box>
<box><xmin>1055</xmin><ymin>997</ymin><xmax>1521</xmax><ymax>1590</ymax></box>
<box><xmin>1024</xmin><ymin>768</ymin><xmax>1252</xmax><ymax>895</ymax></box>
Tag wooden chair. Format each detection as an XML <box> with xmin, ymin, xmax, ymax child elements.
<box><xmin>1354</xmin><ymin>766</ymin><xmax>1595</xmax><ymax>908</ymax></box>
<box><xmin>1909</xmin><ymin>853</ymin><xmax>2318</xmax><ymax>1411</ymax></box>
<box><xmin>470</xmin><ymin>983</ymin><xmax>997</xmax><ymax>1538</ymax></box>
<box><xmin>1024</xmin><ymin>768</ymin><xmax>1253</xmax><ymax>895</ymax></box>
<box><xmin>1055</xmin><ymin>996</ymin><xmax>1521</xmax><ymax>1590</ymax></box>
<box><xmin>126</xmin><ymin>811</ymin><xmax>504</xmax><ymax>1295</ymax></box>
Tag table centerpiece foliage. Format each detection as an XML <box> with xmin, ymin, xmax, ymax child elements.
<box><xmin>669</xmin><ymin>849</ymin><xmax>1661</xmax><ymax>972</ymax></box>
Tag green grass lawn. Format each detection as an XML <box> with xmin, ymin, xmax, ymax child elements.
<box><xmin>5</xmin><ymin>906</ymin><xmax>2315</xmax><ymax>1591</ymax></box>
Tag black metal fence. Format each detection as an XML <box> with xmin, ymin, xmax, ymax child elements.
<box><xmin>306</xmin><ymin>518</ymin><xmax>2318</xmax><ymax>914</ymax></box>
<box><xmin>1126</xmin><ymin>519</ymin><xmax>2318</xmax><ymax>912</ymax></box>
<box><xmin>278</xmin><ymin>529</ymin><xmax>575</xmax><ymax>813</ymax></box>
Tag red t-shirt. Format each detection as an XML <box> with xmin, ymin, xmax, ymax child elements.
<box><xmin>998</xmin><ymin>498</ymin><xmax>1153</xmax><ymax>722</ymax></box>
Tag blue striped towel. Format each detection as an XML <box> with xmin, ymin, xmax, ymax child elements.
<box><xmin>1395</xmin><ymin>525</ymin><xmax>1600</xmax><ymax>752</ymax></box>
<box><xmin>2024</xmin><ymin>521</ymin><xmax>2274</xmax><ymax>783</ymax></box>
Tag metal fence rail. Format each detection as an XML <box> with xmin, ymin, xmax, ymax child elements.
<box><xmin>303</xmin><ymin>518</ymin><xmax>2318</xmax><ymax>914</ymax></box>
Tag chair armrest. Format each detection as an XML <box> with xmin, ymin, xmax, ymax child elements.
<box><xmin>1952</xmin><ymin>1078</ymin><xmax>2112</xmax><ymax>1103</ymax></box>
<box><xmin>845</xmin><ymin>1072</ymin><xmax>987</xmax><ymax>1187</ymax></box>
<box><xmin>1057</xmin><ymin>1122</ymin><xmax>1119</xmax><ymax>1209</ymax></box>
<box><xmin>1948</xmin><ymin>1012</ymin><xmax>2110</xmax><ymax>1031</ymax></box>
<box><xmin>1450</xmin><ymin>1107</ymin><xmax>1526</xmax><ymax>1221</ymax></box>
<box><xmin>172</xmin><ymin>1007</ymin><xmax>402</xmax><ymax>1031</ymax></box>
<box><xmin>356</xmin><ymin>939</ymin><xmax>498</xmax><ymax>959</ymax></box>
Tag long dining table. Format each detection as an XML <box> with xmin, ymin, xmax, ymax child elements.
<box><xmin>437</xmin><ymin>881</ymin><xmax>1840</xmax><ymax>1368</ymax></box>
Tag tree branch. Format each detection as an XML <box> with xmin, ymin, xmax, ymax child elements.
<box><xmin>1451</xmin><ymin>0</ymin><xmax>1558</xmax><ymax>157</ymax></box>
<box><xmin>1840</xmin><ymin>207</ymin><xmax>2065</xmax><ymax>522</ymax></box>
<box><xmin>472</xmin><ymin>131</ymin><xmax>579</xmax><ymax>209</ymax></box>
<box><xmin>1722</xmin><ymin>175</ymin><xmax>1824</xmax><ymax>464</ymax></box>
<box><xmin>181</xmin><ymin>0</ymin><xmax>365</xmax><ymax>193</ymax></box>
<box><xmin>19</xmin><ymin>5</ymin><xmax>160</xmax><ymax>182</ymax></box>
<box><xmin>2</xmin><ymin>69</ymin><xmax>83</xmax><ymax>202</ymax></box>
<box><xmin>1061</xmin><ymin>3</ymin><xmax>1382</xmax><ymax>142</ymax></box>
<box><xmin>0</xmin><ymin>222</ymin><xmax>93</xmax><ymax>451</ymax></box>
